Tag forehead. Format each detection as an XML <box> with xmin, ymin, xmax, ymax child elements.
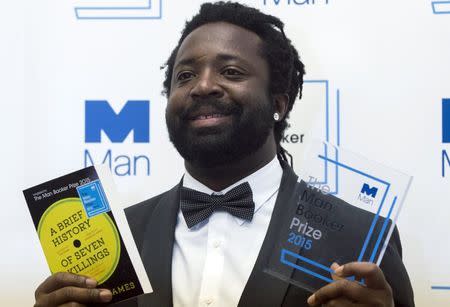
<box><xmin>174</xmin><ymin>22</ymin><xmax>266</xmax><ymax>67</ymax></box>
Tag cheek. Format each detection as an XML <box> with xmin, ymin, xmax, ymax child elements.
<box><xmin>165</xmin><ymin>102</ymin><xmax>181</xmax><ymax>125</ymax></box>
<box><xmin>167</xmin><ymin>92</ymin><xmax>184</xmax><ymax>115</ymax></box>
<box><xmin>241</xmin><ymin>91</ymin><xmax>272</xmax><ymax>112</ymax></box>
<box><xmin>235</xmin><ymin>80</ymin><xmax>272</xmax><ymax>107</ymax></box>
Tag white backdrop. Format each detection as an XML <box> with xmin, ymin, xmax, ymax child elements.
<box><xmin>1</xmin><ymin>0</ymin><xmax>450</xmax><ymax>306</ymax></box>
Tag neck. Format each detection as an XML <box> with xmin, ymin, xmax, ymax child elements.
<box><xmin>185</xmin><ymin>134</ymin><xmax>278</xmax><ymax>191</ymax></box>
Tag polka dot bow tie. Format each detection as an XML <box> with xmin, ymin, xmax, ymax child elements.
<box><xmin>180</xmin><ymin>182</ymin><xmax>255</xmax><ymax>229</ymax></box>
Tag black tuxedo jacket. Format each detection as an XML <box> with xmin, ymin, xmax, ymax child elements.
<box><xmin>114</xmin><ymin>162</ymin><xmax>414</xmax><ymax>307</ymax></box>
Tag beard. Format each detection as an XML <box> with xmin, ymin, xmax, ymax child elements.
<box><xmin>166</xmin><ymin>98</ymin><xmax>274</xmax><ymax>168</ymax></box>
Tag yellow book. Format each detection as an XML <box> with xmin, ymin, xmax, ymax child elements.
<box><xmin>23</xmin><ymin>165</ymin><xmax>152</xmax><ymax>304</ymax></box>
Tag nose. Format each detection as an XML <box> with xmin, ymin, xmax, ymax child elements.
<box><xmin>190</xmin><ymin>69</ymin><xmax>224</xmax><ymax>99</ymax></box>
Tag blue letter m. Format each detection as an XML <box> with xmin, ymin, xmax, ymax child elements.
<box><xmin>443</xmin><ymin>150</ymin><xmax>450</xmax><ymax>177</ymax></box>
<box><xmin>361</xmin><ymin>183</ymin><xmax>378</xmax><ymax>198</ymax></box>
<box><xmin>85</xmin><ymin>100</ymin><xmax>149</xmax><ymax>143</ymax></box>
<box><xmin>263</xmin><ymin>0</ymin><xmax>282</xmax><ymax>5</ymax></box>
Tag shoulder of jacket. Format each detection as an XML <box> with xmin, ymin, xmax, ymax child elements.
<box><xmin>124</xmin><ymin>187</ymin><xmax>175</xmax><ymax>220</ymax></box>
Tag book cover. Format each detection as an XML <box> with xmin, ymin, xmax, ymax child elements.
<box><xmin>23</xmin><ymin>165</ymin><xmax>152</xmax><ymax>304</ymax></box>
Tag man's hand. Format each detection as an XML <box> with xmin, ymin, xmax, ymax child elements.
<box><xmin>34</xmin><ymin>272</ymin><xmax>112</xmax><ymax>307</ymax></box>
<box><xmin>307</xmin><ymin>262</ymin><xmax>394</xmax><ymax>307</ymax></box>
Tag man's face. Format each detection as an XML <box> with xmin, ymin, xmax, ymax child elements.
<box><xmin>166</xmin><ymin>22</ymin><xmax>275</xmax><ymax>167</ymax></box>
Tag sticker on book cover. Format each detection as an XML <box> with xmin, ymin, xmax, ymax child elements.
<box><xmin>37</xmin><ymin>198</ymin><xmax>121</xmax><ymax>284</ymax></box>
<box><xmin>76</xmin><ymin>180</ymin><xmax>110</xmax><ymax>218</ymax></box>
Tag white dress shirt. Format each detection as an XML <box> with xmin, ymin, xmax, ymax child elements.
<box><xmin>172</xmin><ymin>156</ymin><xmax>283</xmax><ymax>307</ymax></box>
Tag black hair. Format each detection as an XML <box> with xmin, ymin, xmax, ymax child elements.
<box><xmin>162</xmin><ymin>1</ymin><xmax>305</xmax><ymax>165</ymax></box>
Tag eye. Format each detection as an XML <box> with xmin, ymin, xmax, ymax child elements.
<box><xmin>222</xmin><ymin>68</ymin><xmax>244</xmax><ymax>77</ymax></box>
<box><xmin>176</xmin><ymin>71</ymin><xmax>195</xmax><ymax>82</ymax></box>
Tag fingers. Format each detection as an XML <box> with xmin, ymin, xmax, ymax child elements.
<box><xmin>330</xmin><ymin>262</ymin><xmax>344</xmax><ymax>282</ymax></box>
<box><xmin>334</xmin><ymin>262</ymin><xmax>388</xmax><ymax>289</ymax></box>
<box><xmin>330</xmin><ymin>262</ymin><xmax>340</xmax><ymax>271</ymax></box>
<box><xmin>34</xmin><ymin>273</ymin><xmax>112</xmax><ymax>307</ymax></box>
<box><xmin>308</xmin><ymin>262</ymin><xmax>394</xmax><ymax>307</ymax></box>
<box><xmin>36</xmin><ymin>287</ymin><xmax>112</xmax><ymax>307</ymax></box>
<box><xmin>307</xmin><ymin>279</ymin><xmax>372</xmax><ymax>306</ymax></box>
<box><xmin>36</xmin><ymin>272</ymin><xmax>97</xmax><ymax>296</ymax></box>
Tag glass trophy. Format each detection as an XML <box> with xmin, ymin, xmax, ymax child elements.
<box><xmin>264</xmin><ymin>140</ymin><xmax>413</xmax><ymax>292</ymax></box>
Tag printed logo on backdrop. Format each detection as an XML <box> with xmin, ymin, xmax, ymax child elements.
<box><xmin>442</xmin><ymin>99</ymin><xmax>450</xmax><ymax>177</ymax></box>
<box><xmin>431</xmin><ymin>1</ymin><xmax>450</xmax><ymax>14</ymax></box>
<box><xmin>282</xmin><ymin>80</ymin><xmax>341</xmax><ymax>191</ymax></box>
<box><xmin>84</xmin><ymin>100</ymin><xmax>151</xmax><ymax>177</ymax></box>
<box><xmin>74</xmin><ymin>0</ymin><xmax>162</xmax><ymax>20</ymax></box>
<box><xmin>263</xmin><ymin>0</ymin><xmax>329</xmax><ymax>7</ymax></box>
<box><xmin>431</xmin><ymin>102</ymin><xmax>450</xmax><ymax>291</ymax></box>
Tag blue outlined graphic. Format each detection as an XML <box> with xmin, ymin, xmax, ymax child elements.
<box><xmin>280</xmin><ymin>249</ymin><xmax>334</xmax><ymax>283</ymax></box>
<box><xmin>431</xmin><ymin>286</ymin><xmax>450</xmax><ymax>290</ymax></box>
<box><xmin>281</xmin><ymin>153</ymin><xmax>398</xmax><ymax>283</ymax></box>
<box><xmin>432</xmin><ymin>1</ymin><xmax>450</xmax><ymax>14</ymax></box>
<box><xmin>75</xmin><ymin>0</ymin><xmax>162</xmax><ymax>20</ymax></box>
<box><xmin>279</xmin><ymin>79</ymin><xmax>402</xmax><ymax>284</ymax></box>
<box><xmin>317</xmin><ymin>155</ymin><xmax>391</xmax><ymax>262</ymax></box>
<box><xmin>303</xmin><ymin>80</ymin><xmax>341</xmax><ymax>195</ymax></box>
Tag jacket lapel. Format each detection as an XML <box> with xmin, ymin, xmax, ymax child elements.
<box><xmin>140</xmin><ymin>183</ymin><xmax>181</xmax><ymax>307</ymax></box>
<box><xmin>138</xmin><ymin>164</ymin><xmax>300</xmax><ymax>307</ymax></box>
<box><xmin>238</xmin><ymin>162</ymin><xmax>299</xmax><ymax>307</ymax></box>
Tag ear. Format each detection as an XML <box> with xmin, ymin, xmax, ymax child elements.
<box><xmin>273</xmin><ymin>93</ymin><xmax>289</xmax><ymax>120</ymax></box>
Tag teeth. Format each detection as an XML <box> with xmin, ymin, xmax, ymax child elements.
<box><xmin>195</xmin><ymin>114</ymin><xmax>224</xmax><ymax>120</ymax></box>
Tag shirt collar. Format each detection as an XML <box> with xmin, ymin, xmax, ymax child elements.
<box><xmin>182</xmin><ymin>155</ymin><xmax>283</xmax><ymax>226</ymax></box>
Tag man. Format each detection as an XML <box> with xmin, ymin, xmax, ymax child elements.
<box><xmin>34</xmin><ymin>2</ymin><xmax>414</xmax><ymax>306</ymax></box>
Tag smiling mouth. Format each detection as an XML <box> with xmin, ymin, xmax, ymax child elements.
<box><xmin>188</xmin><ymin>112</ymin><xmax>232</xmax><ymax>128</ymax></box>
<box><xmin>193</xmin><ymin>113</ymin><xmax>227</xmax><ymax>120</ymax></box>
